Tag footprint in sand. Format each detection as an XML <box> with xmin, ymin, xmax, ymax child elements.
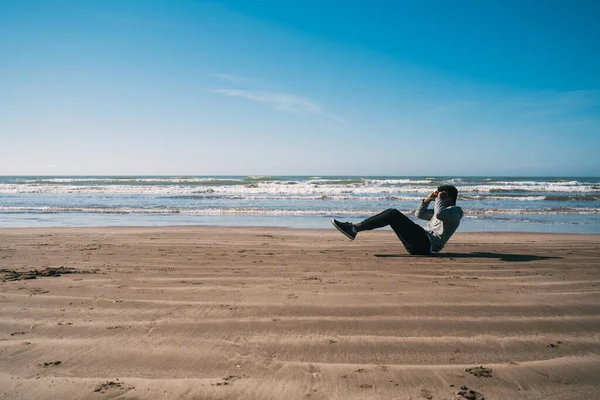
<box><xmin>308</xmin><ymin>364</ymin><xmax>322</xmax><ymax>379</ymax></box>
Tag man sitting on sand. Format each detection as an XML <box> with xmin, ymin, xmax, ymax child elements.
<box><xmin>331</xmin><ymin>185</ymin><xmax>463</xmax><ymax>255</ymax></box>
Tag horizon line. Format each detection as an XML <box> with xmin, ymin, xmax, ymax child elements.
<box><xmin>1</xmin><ymin>174</ymin><xmax>598</xmax><ymax>178</ymax></box>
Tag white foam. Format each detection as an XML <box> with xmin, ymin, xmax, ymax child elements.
<box><xmin>0</xmin><ymin>206</ymin><xmax>379</xmax><ymax>216</ymax></box>
<box><xmin>464</xmin><ymin>195</ymin><xmax>547</xmax><ymax>201</ymax></box>
<box><xmin>2</xmin><ymin>206</ymin><xmax>599</xmax><ymax>215</ymax></box>
<box><xmin>1</xmin><ymin>178</ymin><xmax>598</xmax><ymax>196</ymax></box>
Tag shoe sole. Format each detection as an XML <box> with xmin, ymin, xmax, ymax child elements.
<box><xmin>330</xmin><ymin>219</ymin><xmax>355</xmax><ymax>240</ymax></box>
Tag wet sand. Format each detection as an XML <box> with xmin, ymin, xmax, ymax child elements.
<box><xmin>1</xmin><ymin>227</ymin><xmax>599</xmax><ymax>399</ymax></box>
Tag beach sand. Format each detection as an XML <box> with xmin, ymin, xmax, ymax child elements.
<box><xmin>1</xmin><ymin>227</ymin><xmax>599</xmax><ymax>399</ymax></box>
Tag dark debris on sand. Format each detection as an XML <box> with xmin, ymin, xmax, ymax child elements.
<box><xmin>465</xmin><ymin>366</ymin><xmax>493</xmax><ymax>378</ymax></box>
<box><xmin>94</xmin><ymin>381</ymin><xmax>123</xmax><ymax>393</ymax></box>
<box><xmin>42</xmin><ymin>361</ymin><xmax>62</xmax><ymax>367</ymax></box>
<box><xmin>456</xmin><ymin>385</ymin><xmax>486</xmax><ymax>400</ymax></box>
<box><xmin>212</xmin><ymin>375</ymin><xmax>247</xmax><ymax>386</ymax></box>
<box><xmin>1</xmin><ymin>266</ymin><xmax>97</xmax><ymax>281</ymax></box>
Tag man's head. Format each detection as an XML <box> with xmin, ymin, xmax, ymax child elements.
<box><xmin>437</xmin><ymin>184</ymin><xmax>458</xmax><ymax>205</ymax></box>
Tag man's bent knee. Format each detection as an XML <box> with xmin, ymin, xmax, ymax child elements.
<box><xmin>385</xmin><ymin>208</ymin><xmax>402</xmax><ymax>217</ymax></box>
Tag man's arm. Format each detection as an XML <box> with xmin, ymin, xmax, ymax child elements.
<box><xmin>415</xmin><ymin>191</ymin><xmax>436</xmax><ymax>221</ymax></box>
<box><xmin>434</xmin><ymin>194</ymin><xmax>463</xmax><ymax>222</ymax></box>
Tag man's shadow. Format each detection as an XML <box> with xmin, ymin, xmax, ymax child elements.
<box><xmin>374</xmin><ymin>252</ymin><xmax>562</xmax><ymax>262</ymax></box>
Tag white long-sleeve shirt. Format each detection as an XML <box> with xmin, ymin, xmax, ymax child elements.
<box><xmin>415</xmin><ymin>197</ymin><xmax>464</xmax><ymax>252</ymax></box>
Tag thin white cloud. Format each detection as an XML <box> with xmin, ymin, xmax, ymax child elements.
<box><xmin>213</xmin><ymin>74</ymin><xmax>248</xmax><ymax>83</ymax></box>
<box><xmin>211</xmin><ymin>89</ymin><xmax>346</xmax><ymax>123</ymax></box>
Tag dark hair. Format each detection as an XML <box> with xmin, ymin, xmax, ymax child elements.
<box><xmin>437</xmin><ymin>184</ymin><xmax>458</xmax><ymax>205</ymax></box>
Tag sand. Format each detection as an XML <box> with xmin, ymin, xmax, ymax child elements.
<box><xmin>1</xmin><ymin>226</ymin><xmax>599</xmax><ymax>399</ymax></box>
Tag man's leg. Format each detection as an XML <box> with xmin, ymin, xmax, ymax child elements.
<box><xmin>357</xmin><ymin>209</ymin><xmax>431</xmax><ymax>255</ymax></box>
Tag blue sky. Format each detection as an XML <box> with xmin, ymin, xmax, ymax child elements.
<box><xmin>1</xmin><ymin>0</ymin><xmax>599</xmax><ymax>176</ymax></box>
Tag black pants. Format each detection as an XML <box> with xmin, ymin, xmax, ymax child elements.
<box><xmin>360</xmin><ymin>209</ymin><xmax>432</xmax><ymax>255</ymax></box>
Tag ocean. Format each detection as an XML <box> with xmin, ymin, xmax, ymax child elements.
<box><xmin>1</xmin><ymin>176</ymin><xmax>599</xmax><ymax>233</ymax></box>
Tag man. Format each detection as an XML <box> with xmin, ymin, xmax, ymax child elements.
<box><xmin>331</xmin><ymin>185</ymin><xmax>463</xmax><ymax>255</ymax></box>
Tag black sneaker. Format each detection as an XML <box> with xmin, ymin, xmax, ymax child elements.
<box><xmin>331</xmin><ymin>219</ymin><xmax>356</xmax><ymax>240</ymax></box>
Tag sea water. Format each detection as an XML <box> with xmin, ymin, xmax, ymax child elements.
<box><xmin>0</xmin><ymin>176</ymin><xmax>599</xmax><ymax>233</ymax></box>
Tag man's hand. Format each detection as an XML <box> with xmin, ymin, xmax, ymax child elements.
<box><xmin>437</xmin><ymin>191</ymin><xmax>453</xmax><ymax>206</ymax></box>
<box><xmin>424</xmin><ymin>191</ymin><xmax>438</xmax><ymax>203</ymax></box>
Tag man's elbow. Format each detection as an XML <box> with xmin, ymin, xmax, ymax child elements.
<box><xmin>435</xmin><ymin>211</ymin><xmax>452</xmax><ymax>222</ymax></box>
<box><xmin>436</xmin><ymin>210</ymin><xmax>461</xmax><ymax>222</ymax></box>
